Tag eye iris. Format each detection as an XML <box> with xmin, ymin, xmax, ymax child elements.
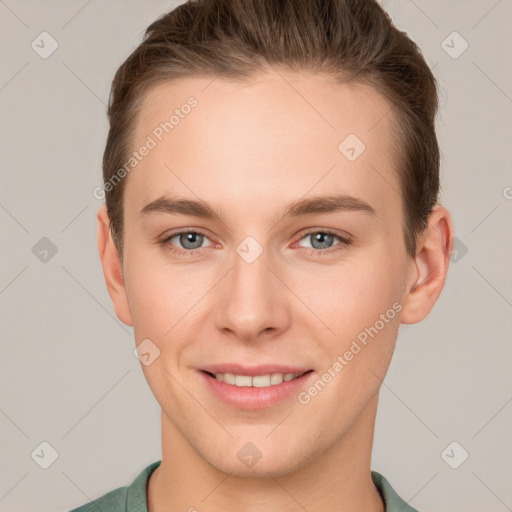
<box><xmin>311</xmin><ymin>232</ymin><xmax>334</xmax><ymax>250</ymax></box>
<box><xmin>174</xmin><ymin>232</ymin><xmax>340</xmax><ymax>251</ymax></box>
<box><xmin>181</xmin><ymin>232</ymin><xmax>204</xmax><ymax>250</ymax></box>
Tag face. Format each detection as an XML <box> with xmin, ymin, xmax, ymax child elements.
<box><xmin>109</xmin><ymin>70</ymin><xmax>418</xmax><ymax>477</ymax></box>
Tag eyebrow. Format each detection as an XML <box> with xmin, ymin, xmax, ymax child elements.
<box><xmin>139</xmin><ymin>194</ymin><xmax>377</xmax><ymax>220</ymax></box>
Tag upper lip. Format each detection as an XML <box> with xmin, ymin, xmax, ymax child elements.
<box><xmin>200</xmin><ymin>364</ymin><xmax>312</xmax><ymax>376</ymax></box>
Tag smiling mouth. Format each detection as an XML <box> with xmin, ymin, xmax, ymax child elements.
<box><xmin>202</xmin><ymin>369</ymin><xmax>313</xmax><ymax>388</ymax></box>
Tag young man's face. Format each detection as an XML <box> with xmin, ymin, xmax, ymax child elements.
<box><xmin>100</xmin><ymin>70</ymin><xmax>436</xmax><ymax>477</ymax></box>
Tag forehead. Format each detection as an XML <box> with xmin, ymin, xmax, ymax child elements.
<box><xmin>126</xmin><ymin>70</ymin><xmax>402</xmax><ymax>224</ymax></box>
<box><xmin>135</xmin><ymin>70</ymin><xmax>395</xmax><ymax>149</ymax></box>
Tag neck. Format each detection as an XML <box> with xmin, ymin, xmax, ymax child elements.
<box><xmin>148</xmin><ymin>393</ymin><xmax>385</xmax><ymax>512</ymax></box>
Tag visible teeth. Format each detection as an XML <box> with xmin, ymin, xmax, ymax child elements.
<box><xmin>252</xmin><ymin>375</ymin><xmax>271</xmax><ymax>387</ymax></box>
<box><xmin>223</xmin><ymin>372</ymin><xmax>236</xmax><ymax>385</ymax></box>
<box><xmin>213</xmin><ymin>372</ymin><xmax>302</xmax><ymax>387</ymax></box>
<box><xmin>235</xmin><ymin>374</ymin><xmax>252</xmax><ymax>387</ymax></box>
<box><xmin>270</xmin><ymin>373</ymin><xmax>283</xmax><ymax>385</ymax></box>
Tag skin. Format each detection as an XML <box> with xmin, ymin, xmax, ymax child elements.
<box><xmin>97</xmin><ymin>69</ymin><xmax>453</xmax><ymax>512</ymax></box>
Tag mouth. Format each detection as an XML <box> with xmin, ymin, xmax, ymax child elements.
<box><xmin>201</xmin><ymin>369</ymin><xmax>314</xmax><ymax>388</ymax></box>
<box><xmin>198</xmin><ymin>368</ymin><xmax>315</xmax><ymax>409</ymax></box>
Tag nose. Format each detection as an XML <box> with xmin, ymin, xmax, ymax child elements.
<box><xmin>214</xmin><ymin>243</ymin><xmax>291</xmax><ymax>343</ymax></box>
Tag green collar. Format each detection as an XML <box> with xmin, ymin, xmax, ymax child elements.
<box><xmin>123</xmin><ymin>461</ymin><xmax>419</xmax><ymax>512</ymax></box>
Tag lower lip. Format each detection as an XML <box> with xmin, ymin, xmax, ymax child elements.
<box><xmin>199</xmin><ymin>370</ymin><xmax>315</xmax><ymax>409</ymax></box>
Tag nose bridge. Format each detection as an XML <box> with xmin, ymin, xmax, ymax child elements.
<box><xmin>216</xmin><ymin>238</ymin><xmax>288</xmax><ymax>340</ymax></box>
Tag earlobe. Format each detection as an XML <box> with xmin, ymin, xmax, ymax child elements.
<box><xmin>96</xmin><ymin>206</ymin><xmax>133</xmax><ymax>326</ymax></box>
<box><xmin>400</xmin><ymin>205</ymin><xmax>454</xmax><ymax>325</ymax></box>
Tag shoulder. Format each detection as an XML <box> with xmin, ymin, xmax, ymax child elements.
<box><xmin>371</xmin><ymin>471</ymin><xmax>420</xmax><ymax>512</ymax></box>
<box><xmin>68</xmin><ymin>486</ymin><xmax>128</xmax><ymax>512</ymax></box>
<box><xmin>67</xmin><ymin>460</ymin><xmax>162</xmax><ymax>512</ymax></box>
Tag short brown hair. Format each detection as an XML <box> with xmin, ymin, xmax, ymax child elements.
<box><xmin>102</xmin><ymin>0</ymin><xmax>440</xmax><ymax>260</ymax></box>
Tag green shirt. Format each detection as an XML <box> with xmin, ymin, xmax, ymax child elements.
<box><xmin>69</xmin><ymin>460</ymin><xmax>419</xmax><ymax>512</ymax></box>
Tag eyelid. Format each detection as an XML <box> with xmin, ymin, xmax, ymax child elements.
<box><xmin>294</xmin><ymin>226</ymin><xmax>352</xmax><ymax>243</ymax></box>
<box><xmin>159</xmin><ymin>227</ymin><xmax>352</xmax><ymax>255</ymax></box>
<box><xmin>292</xmin><ymin>228</ymin><xmax>352</xmax><ymax>255</ymax></box>
<box><xmin>159</xmin><ymin>228</ymin><xmax>217</xmax><ymax>254</ymax></box>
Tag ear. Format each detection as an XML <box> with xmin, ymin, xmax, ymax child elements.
<box><xmin>400</xmin><ymin>205</ymin><xmax>454</xmax><ymax>324</ymax></box>
<box><xmin>97</xmin><ymin>205</ymin><xmax>133</xmax><ymax>326</ymax></box>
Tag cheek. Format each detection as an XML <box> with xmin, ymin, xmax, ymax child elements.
<box><xmin>301</xmin><ymin>256</ymin><xmax>403</xmax><ymax>386</ymax></box>
<box><xmin>304</xmin><ymin>267</ymin><xmax>401</xmax><ymax>415</ymax></box>
<box><xmin>123</xmin><ymin>255</ymin><xmax>185</xmax><ymax>339</ymax></box>
<box><xmin>123</xmin><ymin>249</ymin><xmax>217</xmax><ymax>354</ymax></box>
<box><xmin>300</xmin><ymin>257</ymin><xmax>400</xmax><ymax>330</ymax></box>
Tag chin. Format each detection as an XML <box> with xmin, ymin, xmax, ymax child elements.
<box><xmin>213</xmin><ymin>455</ymin><xmax>300</xmax><ymax>479</ymax></box>
<box><xmin>203</xmin><ymin>438</ymin><xmax>318</xmax><ymax>479</ymax></box>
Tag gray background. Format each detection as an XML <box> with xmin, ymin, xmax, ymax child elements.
<box><xmin>0</xmin><ymin>1</ymin><xmax>511</xmax><ymax>511</ymax></box>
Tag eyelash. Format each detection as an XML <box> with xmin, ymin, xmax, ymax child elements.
<box><xmin>158</xmin><ymin>228</ymin><xmax>352</xmax><ymax>257</ymax></box>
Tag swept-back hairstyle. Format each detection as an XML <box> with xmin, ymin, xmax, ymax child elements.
<box><xmin>103</xmin><ymin>0</ymin><xmax>440</xmax><ymax>259</ymax></box>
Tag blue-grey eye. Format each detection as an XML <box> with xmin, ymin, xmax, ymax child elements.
<box><xmin>303</xmin><ymin>232</ymin><xmax>338</xmax><ymax>250</ymax></box>
<box><xmin>177</xmin><ymin>232</ymin><xmax>205</xmax><ymax>250</ymax></box>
